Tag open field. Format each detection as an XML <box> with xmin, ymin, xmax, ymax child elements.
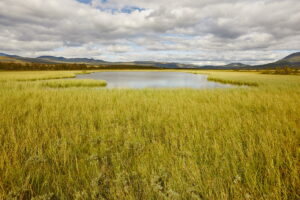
<box><xmin>0</xmin><ymin>70</ymin><xmax>299</xmax><ymax>199</ymax></box>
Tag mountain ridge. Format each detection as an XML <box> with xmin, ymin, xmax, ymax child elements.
<box><xmin>0</xmin><ymin>52</ymin><xmax>299</xmax><ymax>69</ymax></box>
<box><xmin>255</xmin><ymin>52</ymin><xmax>300</xmax><ymax>69</ymax></box>
<box><xmin>37</xmin><ymin>56</ymin><xmax>107</xmax><ymax>64</ymax></box>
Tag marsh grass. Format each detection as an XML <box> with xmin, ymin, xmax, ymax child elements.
<box><xmin>41</xmin><ymin>79</ymin><xmax>107</xmax><ymax>88</ymax></box>
<box><xmin>0</xmin><ymin>70</ymin><xmax>89</xmax><ymax>82</ymax></box>
<box><xmin>207</xmin><ymin>77</ymin><xmax>259</xmax><ymax>86</ymax></box>
<box><xmin>193</xmin><ymin>71</ymin><xmax>261</xmax><ymax>86</ymax></box>
<box><xmin>0</xmin><ymin>70</ymin><xmax>299</xmax><ymax>199</ymax></box>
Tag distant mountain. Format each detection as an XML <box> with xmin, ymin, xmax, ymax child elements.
<box><xmin>0</xmin><ymin>53</ymin><xmax>10</xmax><ymax>57</ymax></box>
<box><xmin>0</xmin><ymin>54</ymin><xmax>58</xmax><ymax>64</ymax></box>
<box><xmin>198</xmin><ymin>63</ymin><xmax>250</xmax><ymax>70</ymax></box>
<box><xmin>0</xmin><ymin>53</ymin><xmax>19</xmax><ymax>58</ymax></box>
<box><xmin>255</xmin><ymin>52</ymin><xmax>300</xmax><ymax>69</ymax></box>
<box><xmin>1</xmin><ymin>52</ymin><xmax>299</xmax><ymax>69</ymax></box>
<box><xmin>224</xmin><ymin>63</ymin><xmax>250</xmax><ymax>68</ymax></box>
<box><xmin>35</xmin><ymin>57</ymin><xmax>196</xmax><ymax>68</ymax></box>
<box><xmin>133</xmin><ymin>61</ymin><xmax>197</xmax><ymax>69</ymax></box>
<box><xmin>199</xmin><ymin>53</ymin><xmax>300</xmax><ymax>69</ymax></box>
<box><xmin>0</xmin><ymin>53</ymin><xmax>197</xmax><ymax>68</ymax></box>
<box><xmin>281</xmin><ymin>52</ymin><xmax>300</xmax><ymax>63</ymax></box>
<box><xmin>37</xmin><ymin>56</ymin><xmax>107</xmax><ymax>64</ymax></box>
<box><xmin>17</xmin><ymin>57</ymin><xmax>57</xmax><ymax>64</ymax></box>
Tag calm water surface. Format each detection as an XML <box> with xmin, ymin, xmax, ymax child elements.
<box><xmin>75</xmin><ymin>71</ymin><xmax>233</xmax><ymax>89</ymax></box>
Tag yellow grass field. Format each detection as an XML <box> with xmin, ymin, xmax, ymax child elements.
<box><xmin>0</xmin><ymin>70</ymin><xmax>299</xmax><ymax>199</ymax></box>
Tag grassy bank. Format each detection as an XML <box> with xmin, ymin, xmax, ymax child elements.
<box><xmin>0</xmin><ymin>70</ymin><xmax>299</xmax><ymax>199</ymax></box>
<box><xmin>0</xmin><ymin>71</ymin><xmax>89</xmax><ymax>82</ymax></box>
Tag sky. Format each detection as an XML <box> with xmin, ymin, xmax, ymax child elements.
<box><xmin>0</xmin><ymin>0</ymin><xmax>299</xmax><ymax>65</ymax></box>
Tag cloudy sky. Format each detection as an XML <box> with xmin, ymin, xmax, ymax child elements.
<box><xmin>0</xmin><ymin>0</ymin><xmax>299</xmax><ymax>65</ymax></box>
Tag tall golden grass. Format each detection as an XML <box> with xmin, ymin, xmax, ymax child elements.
<box><xmin>40</xmin><ymin>79</ymin><xmax>107</xmax><ymax>88</ymax></box>
<box><xmin>0</xmin><ymin>71</ymin><xmax>90</xmax><ymax>82</ymax></box>
<box><xmin>0</xmin><ymin>70</ymin><xmax>299</xmax><ymax>199</ymax></box>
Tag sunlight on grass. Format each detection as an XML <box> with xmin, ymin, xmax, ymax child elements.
<box><xmin>0</xmin><ymin>70</ymin><xmax>89</xmax><ymax>81</ymax></box>
<box><xmin>0</xmin><ymin>70</ymin><xmax>299</xmax><ymax>199</ymax></box>
<box><xmin>41</xmin><ymin>79</ymin><xmax>107</xmax><ymax>88</ymax></box>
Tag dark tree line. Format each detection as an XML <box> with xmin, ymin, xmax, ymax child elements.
<box><xmin>0</xmin><ymin>62</ymin><xmax>159</xmax><ymax>70</ymax></box>
<box><xmin>261</xmin><ymin>67</ymin><xmax>299</xmax><ymax>75</ymax></box>
<box><xmin>273</xmin><ymin>67</ymin><xmax>299</xmax><ymax>74</ymax></box>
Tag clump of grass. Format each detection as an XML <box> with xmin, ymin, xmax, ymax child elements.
<box><xmin>207</xmin><ymin>77</ymin><xmax>259</xmax><ymax>86</ymax></box>
<box><xmin>41</xmin><ymin>79</ymin><xmax>107</xmax><ymax>88</ymax></box>
<box><xmin>192</xmin><ymin>71</ymin><xmax>260</xmax><ymax>86</ymax></box>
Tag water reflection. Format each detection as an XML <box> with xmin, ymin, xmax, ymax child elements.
<box><xmin>75</xmin><ymin>71</ymin><xmax>233</xmax><ymax>89</ymax></box>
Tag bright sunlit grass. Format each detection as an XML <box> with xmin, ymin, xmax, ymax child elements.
<box><xmin>0</xmin><ymin>70</ymin><xmax>299</xmax><ymax>199</ymax></box>
<box><xmin>41</xmin><ymin>79</ymin><xmax>107</xmax><ymax>88</ymax></box>
<box><xmin>0</xmin><ymin>70</ymin><xmax>86</xmax><ymax>81</ymax></box>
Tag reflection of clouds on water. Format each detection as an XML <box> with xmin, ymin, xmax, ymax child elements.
<box><xmin>76</xmin><ymin>72</ymin><xmax>234</xmax><ymax>89</ymax></box>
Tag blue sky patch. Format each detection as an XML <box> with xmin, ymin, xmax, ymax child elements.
<box><xmin>76</xmin><ymin>0</ymin><xmax>145</xmax><ymax>14</ymax></box>
<box><xmin>76</xmin><ymin>0</ymin><xmax>92</xmax><ymax>4</ymax></box>
<box><xmin>77</xmin><ymin>0</ymin><xmax>108</xmax><ymax>4</ymax></box>
<box><xmin>121</xmin><ymin>6</ymin><xmax>146</xmax><ymax>14</ymax></box>
<box><xmin>94</xmin><ymin>5</ymin><xmax>146</xmax><ymax>14</ymax></box>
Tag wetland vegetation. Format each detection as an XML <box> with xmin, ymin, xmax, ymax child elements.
<box><xmin>0</xmin><ymin>70</ymin><xmax>299</xmax><ymax>199</ymax></box>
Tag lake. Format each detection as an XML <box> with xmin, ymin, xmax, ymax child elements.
<box><xmin>75</xmin><ymin>71</ymin><xmax>233</xmax><ymax>89</ymax></box>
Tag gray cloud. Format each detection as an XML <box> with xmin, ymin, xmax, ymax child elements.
<box><xmin>0</xmin><ymin>0</ymin><xmax>299</xmax><ymax>64</ymax></box>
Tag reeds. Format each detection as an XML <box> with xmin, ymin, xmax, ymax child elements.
<box><xmin>0</xmin><ymin>70</ymin><xmax>299</xmax><ymax>199</ymax></box>
<box><xmin>41</xmin><ymin>79</ymin><xmax>107</xmax><ymax>88</ymax></box>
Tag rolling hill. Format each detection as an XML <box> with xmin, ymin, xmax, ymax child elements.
<box><xmin>0</xmin><ymin>52</ymin><xmax>299</xmax><ymax>70</ymax></box>
<box><xmin>198</xmin><ymin>53</ymin><xmax>300</xmax><ymax>69</ymax></box>
<box><xmin>0</xmin><ymin>54</ymin><xmax>196</xmax><ymax>69</ymax></box>
<box><xmin>37</xmin><ymin>56</ymin><xmax>107</xmax><ymax>64</ymax></box>
<box><xmin>256</xmin><ymin>52</ymin><xmax>300</xmax><ymax>69</ymax></box>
